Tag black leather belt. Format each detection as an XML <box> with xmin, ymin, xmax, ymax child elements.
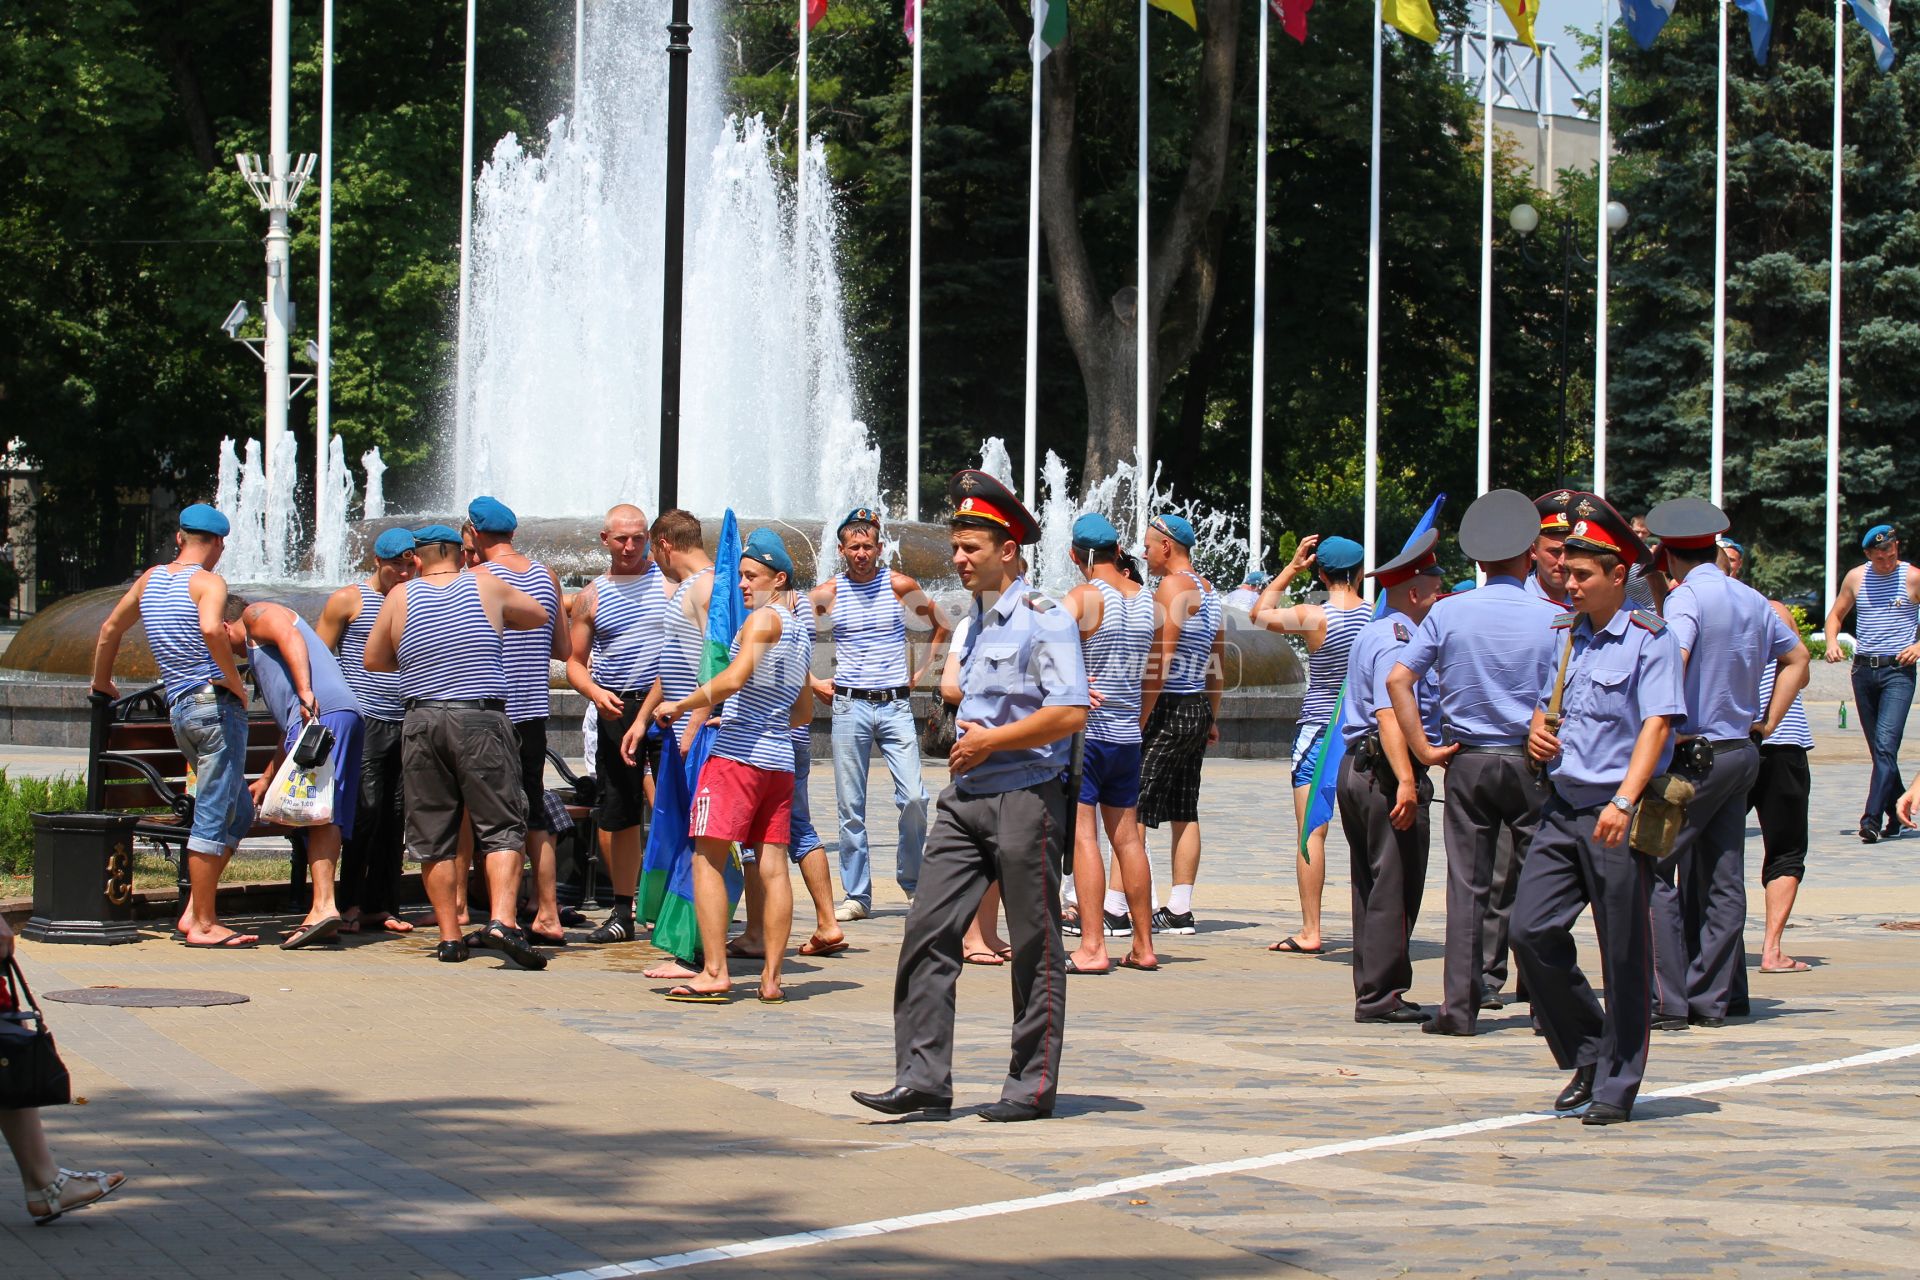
<box><xmin>1854</xmin><ymin>653</ymin><xmax>1906</xmax><ymax>670</ymax></box>
<box><xmin>842</xmin><ymin>685</ymin><xmax>911</xmax><ymax>703</ymax></box>
<box><xmin>1708</xmin><ymin>737</ymin><xmax>1752</xmax><ymax>754</ymax></box>
<box><xmin>1455</xmin><ymin>743</ymin><xmax>1529</xmax><ymax>757</ymax></box>
<box><xmin>405</xmin><ymin>698</ymin><xmax>506</xmax><ymax>712</ymax></box>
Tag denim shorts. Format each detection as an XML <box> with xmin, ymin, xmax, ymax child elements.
<box><xmin>1291</xmin><ymin>722</ymin><xmax>1326</xmax><ymax>789</ymax></box>
<box><xmin>171</xmin><ymin>688</ymin><xmax>255</xmax><ymax>855</ymax></box>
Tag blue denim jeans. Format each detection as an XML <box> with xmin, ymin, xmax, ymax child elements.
<box><xmin>170</xmin><ymin>689</ymin><xmax>255</xmax><ymax>855</ymax></box>
<box><xmin>1852</xmin><ymin>662</ymin><xmax>1915</xmax><ymax>824</ymax></box>
<box><xmin>789</xmin><ymin>736</ymin><xmax>822</xmax><ymax>863</ymax></box>
<box><xmin>830</xmin><ymin>695</ymin><xmax>927</xmax><ymax>908</ymax></box>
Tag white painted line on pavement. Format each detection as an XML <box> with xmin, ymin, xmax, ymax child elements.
<box><xmin>518</xmin><ymin>1039</ymin><xmax>1920</xmax><ymax>1279</ymax></box>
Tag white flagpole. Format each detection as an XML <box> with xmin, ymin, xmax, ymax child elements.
<box><xmin>907</xmin><ymin>2</ymin><xmax>925</xmax><ymax>520</ymax></box>
<box><xmin>574</xmin><ymin>0</ymin><xmax>585</xmax><ymax>118</ymax></box>
<box><xmin>1363</xmin><ymin>0</ymin><xmax>1383</xmax><ymax>597</ymax></box>
<box><xmin>799</xmin><ymin>0</ymin><xmax>811</xmax><ymax>454</ymax></box>
<box><xmin>1593</xmin><ymin>1</ymin><xmax>1611</xmax><ymax>496</ymax></box>
<box><xmin>1825</xmin><ymin>0</ymin><xmax>1844</xmax><ymax>612</ymax></box>
<box><xmin>454</xmin><ymin>0</ymin><xmax>477</xmax><ymax>493</ymax></box>
<box><xmin>1133</xmin><ymin>0</ymin><xmax>1149</xmax><ymax>539</ymax></box>
<box><xmin>1249</xmin><ymin>0</ymin><xmax>1269</xmax><ymax>570</ymax></box>
<box><xmin>1476</xmin><ymin>0</ymin><xmax>1494</xmax><ymax>498</ymax></box>
<box><xmin>1023</xmin><ymin>19</ymin><xmax>1041</xmax><ymax>508</ymax></box>
<box><xmin>317</xmin><ymin>0</ymin><xmax>334</xmax><ymax>533</ymax></box>
<box><xmin>1711</xmin><ymin>0</ymin><xmax>1729</xmax><ymax>506</ymax></box>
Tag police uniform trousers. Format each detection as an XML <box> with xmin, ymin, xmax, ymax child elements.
<box><xmin>1336</xmin><ymin>756</ymin><xmax>1430</xmax><ymax>1019</ymax></box>
<box><xmin>1433</xmin><ymin>750</ymin><xmax>1546</xmax><ymax>1033</ymax></box>
<box><xmin>1511</xmin><ymin>796</ymin><xmax>1655</xmax><ymax>1113</ymax></box>
<box><xmin>892</xmin><ymin>777</ymin><xmax>1068</xmax><ymax>1111</ymax></box>
<box><xmin>1650</xmin><ymin>740</ymin><xmax>1759</xmax><ymax>1021</ymax></box>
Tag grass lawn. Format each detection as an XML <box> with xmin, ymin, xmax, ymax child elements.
<box><xmin>2</xmin><ymin>848</ymin><xmax>295</xmax><ymax>904</ymax></box>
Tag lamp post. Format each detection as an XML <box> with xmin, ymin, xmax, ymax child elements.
<box><xmin>658</xmin><ymin>0</ymin><xmax>692</xmax><ymax>512</ymax></box>
<box><xmin>1509</xmin><ymin>198</ymin><xmax>1627</xmax><ymax>491</ymax></box>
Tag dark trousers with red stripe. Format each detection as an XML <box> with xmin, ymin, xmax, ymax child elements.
<box><xmin>893</xmin><ymin>778</ymin><xmax>1068</xmax><ymax>1111</ymax></box>
<box><xmin>1336</xmin><ymin>756</ymin><xmax>1430</xmax><ymax>1019</ymax></box>
<box><xmin>1511</xmin><ymin>797</ymin><xmax>1655</xmax><ymax>1113</ymax></box>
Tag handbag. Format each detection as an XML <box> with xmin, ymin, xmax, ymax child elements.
<box><xmin>0</xmin><ymin>959</ymin><xmax>73</xmax><ymax>1109</ymax></box>
<box><xmin>920</xmin><ymin>698</ymin><xmax>958</xmax><ymax>759</ymax></box>
<box><xmin>259</xmin><ymin>750</ymin><xmax>336</xmax><ymax>827</ymax></box>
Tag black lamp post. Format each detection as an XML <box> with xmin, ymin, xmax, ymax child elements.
<box><xmin>658</xmin><ymin>0</ymin><xmax>691</xmax><ymax>512</ymax></box>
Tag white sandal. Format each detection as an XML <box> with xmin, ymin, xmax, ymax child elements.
<box><xmin>27</xmin><ymin>1168</ymin><xmax>125</xmax><ymax>1225</ymax></box>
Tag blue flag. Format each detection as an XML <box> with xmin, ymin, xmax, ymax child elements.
<box><xmin>1845</xmin><ymin>0</ymin><xmax>1897</xmax><ymax>72</ymax></box>
<box><xmin>1299</xmin><ymin>494</ymin><xmax>1448</xmax><ymax>859</ymax></box>
<box><xmin>1734</xmin><ymin>0</ymin><xmax>1774</xmax><ymax>63</ymax></box>
<box><xmin>1618</xmin><ymin>0</ymin><xmax>1678</xmax><ymax>50</ymax></box>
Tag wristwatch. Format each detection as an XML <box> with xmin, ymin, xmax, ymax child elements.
<box><xmin>1608</xmin><ymin>795</ymin><xmax>1634</xmax><ymax>814</ymax></box>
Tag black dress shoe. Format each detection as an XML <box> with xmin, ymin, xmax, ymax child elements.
<box><xmin>1480</xmin><ymin>992</ymin><xmax>1506</xmax><ymax>1011</ymax></box>
<box><xmin>850</xmin><ymin>1086</ymin><xmax>952</xmax><ymax>1119</ymax></box>
<box><xmin>1358</xmin><ymin>1004</ymin><xmax>1432</xmax><ymax>1024</ymax></box>
<box><xmin>978</xmin><ymin>1099</ymin><xmax>1051</xmax><ymax>1123</ymax></box>
<box><xmin>1421</xmin><ymin>1020</ymin><xmax>1473</xmax><ymax>1036</ymax></box>
<box><xmin>1651</xmin><ymin>1014</ymin><xmax>1690</xmax><ymax>1031</ymax></box>
<box><xmin>1727</xmin><ymin>1000</ymin><xmax>1751</xmax><ymax>1017</ymax></box>
<box><xmin>1582</xmin><ymin>1101</ymin><xmax>1631</xmax><ymax>1126</ymax></box>
<box><xmin>1689</xmin><ymin>1014</ymin><xmax>1726</xmax><ymax>1029</ymax></box>
<box><xmin>1555</xmin><ymin>1064</ymin><xmax>1595</xmax><ymax>1114</ymax></box>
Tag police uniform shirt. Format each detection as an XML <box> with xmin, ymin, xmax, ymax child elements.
<box><xmin>1398</xmin><ymin>576</ymin><xmax>1562</xmax><ymax>746</ymax></box>
<box><xmin>1339</xmin><ymin>610</ymin><xmax>1441</xmax><ymax>751</ymax></box>
<box><xmin>1542</xmin><ymin>607</ymin><xmax>1688</xmax><ymax>808</ymax></box>
<box><xmin>1661</xmin><ymin>563</ymin><xmax>1801</xmax><ymax>741</ymax></box>
<box><xmin>955</xmin><ymin>575</ymin><xmax>1090</xmax><ymax>796</ymax></box>
<box><xmin>1525</xmin><ymin>573</ymin><xmax>1568</xmax><ymax>607</ymax></box>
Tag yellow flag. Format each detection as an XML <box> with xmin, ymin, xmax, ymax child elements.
<box><xmin>1149</xmin><ymin>0</ymin><xmax>1199</xmax><ymax>29</ymax></box>
<box><xmin>1499</xmin><ymin>0</ymin><xmax>1541</xmax><ymax>53</ymax></box>
<box><xmin>1383</xmin><ymin>0</ymin><xmax>1439</xmax><ymax>42</ymax></box>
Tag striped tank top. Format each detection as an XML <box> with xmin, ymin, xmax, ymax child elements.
<box><xmin>831</xmin><ymin>571</ymin><xmax>907</xmax><ymax>689</ymax></box>
<box><xmin>340</xmin><ymin>585</ymin><xmax>405</xmax><ymax>721</ymax></box>
<box><xmin>139</xmin><ymin>564</ymin><xmax>226</xmax><ymax>705</ymax></box>
<box><xmin>1084</xmin><ymin>578</ymin><xmax>1155</xmax><ymax>744</ymax></box>
<box><xmin>1855</xmin><ymin>561</ymin><xmax>1917</xmax><ymax>656</ymax></box>
<box><xmin>1301</xmin><ymin>602</ymin><xmax>1370</xmax><ymax>727</ymax></box>
<box><xmin>395</xmin><ymin>573</ymin><xmax>506</xmax><ymax>703</ymax></box>
<box><xmin>589</xmin><ymin>565</ymin><xmax>667</xmax><ymax>694</ymax></box>
<box><xmin>1757</xmin><ymin>658</ymin><xmax>1814</xmax><ymax>750</ymax></box>
<box><xmin>1164</xmin><ymin>570</ymin><xmax>1222</xmax><ymax>695</ymax></box>
<box><xmin>485</xmin><ymin>559</ymin><xmax>559</xmax><ymax>722</ymax></box>
<box><xmin>659</xmin><ymin>567</ymin><xmax>714</xmax><ymax>705</ymax></box>
<box><xmin>790</xmin><ymin>596</ymin><xmax>817</xmax><ymax>748</ymax></box>
<box><xmin>711</xmin><ymin>602</ymin><xmax>809</xmax><ymax>772</ymax></box>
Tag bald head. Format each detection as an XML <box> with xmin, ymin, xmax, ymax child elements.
<box><xmin>605</xmin><ymin>503</ymin><xmax>647</xmax><ymax>531</ymax></box>
<box><xmin>601</xmin><ymin>503</ymin><xmax>651</xmax><ymax>574</ymax></box>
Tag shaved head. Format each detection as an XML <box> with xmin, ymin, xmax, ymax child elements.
<box><xmin>605</xmin><ymin>503</ymin><xmax>647</xmax><ymax>531</ymax></box>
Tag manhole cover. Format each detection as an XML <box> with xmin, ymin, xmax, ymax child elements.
<box><xmin>1879</xmin><ymin>921</ymin><xmax>1920</xmax><ymax>932</ymax></box>
<box><xmin>43</xmin><ymin>988</ymin><xmax>250</xmax><ymax>1008</ymax></box>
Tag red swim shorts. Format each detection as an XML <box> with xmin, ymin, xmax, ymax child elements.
<box><xmin>690</xmin><ymin>755</ymin><xmax>794</xmax><ymax>847</ymax></box>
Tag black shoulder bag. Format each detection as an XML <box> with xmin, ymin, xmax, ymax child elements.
<box><xmin>0</xmin><ymin>958</ymin><xmax>73</xmax><ymax>1109</ymax></box>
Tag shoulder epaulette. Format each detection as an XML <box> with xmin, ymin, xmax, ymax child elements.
<box><xmin>1631</xmin><ymin>608</ymin><xmax>1666</xmax><ymax>634</ymax></box>
<box><xmin>1024</xmin><ymin>591</ymin><xmax>1057</xmax><ymax>612</ymax></box>
<box><xmin>1552</xmin><ymin>610</ymin><xmax>1577</xmax><ymax>630</ymax></box>
<box><xmin>1393</xmin><ymin>621</ymin><xmax>1411</xmax><ymax>642</ymax></box>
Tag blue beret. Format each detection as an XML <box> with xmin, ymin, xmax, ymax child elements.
<box><xmin>1316</xmin><ymin>536</ymin><xmax>1364</xmax><ymax>571</ymax></box>
<box><xmin>742</xmin><ymin>527</ymin><xmax>793</xmax><ymax>578</ymax></box>
<box><xmin>1149</xmin><ymin>513</ymin><xmax>1197</xmax><ymax>547</ymax></box>
<box><xmin>1246</xmin><ymin>571</ymin><xmax>1271</xmax><ymax>587</ymax></box>
<box><xmin>1863</xmin><ymin>523</ymin><xmax>1896</xmax><ymax>550</ymax></box>
<box><xmin>412</xmin><ymin>524</ymin><xmax>463</xmax><ymax>547</ymax></box>
<box><xmin>372</xmin><ymin>528</ymin><xmax>417</xmax><ymax>560</ymax></box>
<box><xmin>1072</xmin><ymin>512</ymin><xmax>1121</xmax><ymax>551</ymax></box>
<box><xmin>1452</xmin><ymin>578</ymin><xmax>1478</xmax><ymax>594</ymax></box>
<box><xmin>838</xmin><ymin>506</ymin><xmax>883</xmax><ymax>536</ymax></box>
<box><xmin>179</xmin><ymin>503</ymin><xmax>230</xmax><ymax>537</ymax></box>
<box><xmin>467</xmin><ymin>495</ymin><xmax>517</xmax><ymax>533</ymax></box>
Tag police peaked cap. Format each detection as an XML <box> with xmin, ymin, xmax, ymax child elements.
<box><xmin>1368</xmin><ymin>529</ymin><xmax>1444</xmax><ymax>588</ymax></box>
<box><xmin>1459</xmin><ymin>489</ymin><xmax>1541</xmax><ymax>562</ymax></box>
<box><xmin>1561</xmin><ymin>493</ymin><xmax>1652</xmax><ymax>566</ymax></box>
<box><xmin>1645</xmin><ymin>497</ymin><xmax>1729</xmax><ymax>552</ymax></box>
<box><xmin>948</xmin><ymin>469</ymin><xmax>1042</xmax><ymax>545</ymax></box>
<box><xmin>1534</xmin><ymin>489</ymin><xmax>1575</xmax><ymax>535</ymax></box>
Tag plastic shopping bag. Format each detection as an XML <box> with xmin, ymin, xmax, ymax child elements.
<box><xmin>258</xmin><ymin>751</ymin><xmax>334</xmax><ymax>827</ymax></box>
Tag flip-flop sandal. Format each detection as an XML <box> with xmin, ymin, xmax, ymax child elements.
<box><xmin>1267</xmin><ymin>936</ymin><xmax>1323</xmax><ymax>955</ymax></box>
<box><xmin>799</xmin><ymin>936</ymin><xmax>850</xmax><ymax>956</ymax></box>
<box><xmin>758</xmin><ymin>992</ymin><xmax>787</xmax><ymax>1005</ymax></box>
<box><xmin>183</xmin><ymin>933</ymin><xmax>260</xmax><ymax>950</ymax></box>
<box><xmin>280</xmin><ymin>916</ymin><xmax>343</xmax><ymax>950</ymax></box>
<box><xmin>1065</xmin><ymin>958</ymin><xmax>1111</xmax><ymax>975</ymax></box>
<box><xmin>964</xmin><ymin>951</ymin><xmax>1006</xmax><ymax>966</ymax></box>
<box><xmin>725</xmin><ymin>940</ymin><xmax>765</xmax><ymax>960</ymax></box>
<box><xmin>664</xmin><ymin>986</ymin><xmax>731</xmax><ymax>1004</ymax></box>
<box><xmin>994</xmin><ymin>947</ymin><xmax>1014</xmax><ymax>961</ymax></box>
<box><xmin>1118</xmin><ymin>958</ymin><xmax>1160</xmax><ymax>972</ymax></box>
<box><xmin>1759</xmin><ymin>960</ymin><xmax>1812</xmax><ymax>973</ymax></box>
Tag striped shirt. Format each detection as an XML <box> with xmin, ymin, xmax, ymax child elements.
<box><xmin>1084</xmin><ymin>578</ymin><xmax>1155</xmax><ymax>744</ymax></box>
<box><xmin>139</xmin><ymin>564</ymin><xmax>226</xmax><ymax>705</ymax></box>
<box><xmin>1163</xmin><ymin>570</ymin><xmax>1221</xmax><ymax>695</ymax></box>
<box><xmin>1301</xmin><ymin>603</ymin><xmax>1370</xmax><ymax>727</ymax></box>
<box><xmin>484</xmin><ymin>558</ymin><xmax>558</xmax><ymax>722</ymax></box>
<box><xmin>1758</xmin><ymin>657</ymin><xmax>1814</xmax><ymax>750</ymax></box>
<box><xmin>830</xmin><ymin>571</ymin><xmax>908</xmax><ymax>689</ymax></box>
<box><xmin>588</xmin><ymin>565</ymin><xmax>667</xmax><ymax>694</ymax></box>
<box><xmin>659</xmin><ymin>567</ymin><xmax>713</xmax><ymax>705</ymax></box>
<box><xmin>790</xmin><ymin>596</ymin><xmax>817</xmax><ymax>747</ymax></box>
<box><xmin>396</xmin><ymin>573</ymin><xmax>506</xmax><ymax>703</ymax></box>
<box><xmin>340</xmin><ymin>585</ymin><xmax>405</xmax><ymax>721</ymax></box>
<box><xmin>1855</xmin><ymin>561</ymin><xmax>1918</xmax><ymax>656</ymax></box>
<box><xmin>711</xmin><ymin>602</ymin><xmax>809</xmax><ymax>772</ymax></box>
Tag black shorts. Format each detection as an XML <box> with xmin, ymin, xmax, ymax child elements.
<box><xmin>595</xmin><ymin>692</ymin><xmax>659</xmax><ymax>833</ymax></box>
<box><xmin>514</xmin><ymin>718</ymin><xmax>551</xmax><ymax>833</ymax></box>
<box><xmin>401</xmin><ymin>703</ymin><xmax>527</xmax><ymax>863</ymax></box>
<box><xmin>1138</xmin><ymin>692</ymin><xmax>1213</xmax><ymax>828</ymax></box>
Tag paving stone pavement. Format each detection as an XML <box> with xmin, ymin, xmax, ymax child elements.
<box><xmin>3</xmin><ymin>747</ymin><xmax>1920</xmax><ymax>1279</ymax></box>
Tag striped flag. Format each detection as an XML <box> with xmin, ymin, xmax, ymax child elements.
<box><xmin>1734</xmin><ymin>0</ymin><xmax>1774</xmax><ymax>62</ymax></box>
<box><xmin>1384</xmin><ymin>0</ymin><xmax>1441</xmax><ymax>43</ymax></box>
<box><xmin>1271</xmin><ymin>0</ymin><xmax>1315</xmax><ymax>43</ymax></box>
<box><xmin>1500</xmin><ymin>0</ymin><xmax>1542</xmax><ymax>53</ymax></box>
<box><xmin>1618</xmin><ymin>0</ymin><xmax>1677</xmax><ymax>50</ymax></box>
<box><xmin>1150</xmin><ymin>0</ymin><xmax>1199</xmax><ymax>27</ymax></box>
<box><xmin>1034</xmin><ymin>0</ymin><xmax>1068</xmax><ymax>60</ymax></box>
<box><xmin>1846</xmin><ymin>0</ymin><xmax>1898</xmax><ymax>70</ymax></box>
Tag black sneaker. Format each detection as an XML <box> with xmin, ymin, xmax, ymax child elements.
<box><xmin>1151</xmin><ymin>907</ymin><xmax>1196</xmax><ymax>935</ymax></box>
<box><xmin>1883</xmin><ymin>817</ymin><xmax>1904</xmax><ymax>841</ymax></box>
<box><xmin>1860</xmin><ymin>820</ymin><xmax>1881</xmax><ymax>845</ymax></box>
<box><xmin>1103</xmin><ymin>910</ymin><xmax>1132</xmax><ymax>936</ymax></box>
<box><xmin>585</xmin><ymin>914</ymin><xmax>637</xmax><ymax>944</ymax></box>
<box><xmin>1061</xmin><ymin>916</ymin><xmax>1082</xmax><ymax>938</ymax></box>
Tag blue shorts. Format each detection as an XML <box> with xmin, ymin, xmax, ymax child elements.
<box><xmin>172</xmin><ymin>688</ymin><xmax>254</xmax><ymax>855</ymax></box>
<box><xmin>1290</xmin><ymin>722</ymin><xmax>1326</xmax><ymax>789</ymax></box>
<box><xmin>282</xmin><ymin>710</ymin><xmax>365</xmax><ymax>841</ymax></box>
<box><xmin>1078</xmin><ymin>739</ymin><xmax>1143</xmax><ymax>809</ymax></box>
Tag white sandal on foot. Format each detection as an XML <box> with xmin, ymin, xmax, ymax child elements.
<box><xmin>27</xmin><ymin>1168</ymin><xmax>125</xmax><ymax>1225</ymax></box>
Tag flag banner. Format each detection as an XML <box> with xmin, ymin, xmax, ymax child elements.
<box><xmin>806</xmin><ymin>0</ymin><xmax>828</xmax><ymax>31</ymax></box>
<box><xmin>704</xmin><ymin>510</ymin><xmax>745</xmax><ymax>683</ymax></box>
<box><xmin>1846</xmin><ymin>0</ymin><xmax>1898</xmax><ymax>71</ymax></box>
<box><xmin>1150</xmin><ymin>0</ymin><xmax>1199</xmax><ymax>28</ymax></box>
<box><xmin>1384</xmin><ymin>0</ymin><xmax>1441</xmax><ymax>43</ymax></box>
<box><xmin>1618</xmin><ymin>0</ymin><xmax>1677</xmax><ymax>50</ymax></box>
<box><xmin>1734</xmin><ymin>0</ymin><xmax>1774</xmax><ymax>63</ymax></box>
<box><xmin>904</xmin><ymin>0</ymin><xmax>918</xmax><ymax>42</ymax></box>
<box><xmin>1500</xmin><ymin>0</ymin><xmax>1541</xmax><ymax>53</ymax></box>
<box><xmin>1270</xmin><ymin>0</ymin><xmax>1315</xmax><ymax>43</ymax></box>
<box><xmin>638</xmin><ymin>723</ymin><xmax>743</xmax><ymax>963</ymax></box>
<box><xmin>1299</xmin><ymin>494</ymin><xmax>1448</xmax><ymax>859</ymax></box>
<box><xmin>1034</xmin><ymin>0</ymin><xmax>1068</xmax><ymax>60</ymax></box>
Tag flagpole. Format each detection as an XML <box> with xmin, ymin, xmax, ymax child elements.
<box><xmin>574</xmin><ymin>0</ymin><xmax>585</xmax><ymax>117</ymax></box>
<box><xmin>1710</xmin><ymin>0</ymin><xmax>1729</xmax><ymax>507</ymax></box>
<box><xmin>1593</xmin><ymin>1</ymin><xmax>1611</xmax><ymax>497</ymax></box>
<box><xmin>906</xmin><ymin>1</ymin><xmax>924</xmax><ymax>520</ymax></box>
<box><xmin>1249</xmin><ymin>0</ymin><xmax>1269</xmax><ymax>570</ymax></box>
<box><xmin>454</xmin><ymin>0</ymin><xmax>477</xmax><ymax>495</ymax></box>
<box><xmin>1023</xmin><ymin>16</ymin><xmax>1041</xmax><ymax>513</ymax></box>
<box><xmin>1363</xmin><ymin>0</ymin><xmax>1383</xmax><ymax>598</ymax></box>
<box><xmin>317</xmin><ymin>0</ymin><xmax>334</xmax><ymax>536</ymax></box>
<box><xmin>1476</xmin><ymin>0</ymin><xmax>1494</xmax><ymax>499</ymax></box>
<box><xmin>1824</xmin><ymin>0</ymin><xmax>1844</xmax><ymax>612</ymax></box>
<box><xmin>1133</xmin><ymin>0</ymin><xmax>1149</xmax><ymax>538</ymax></box>
<box><xmin>798</xmin><ymin>0</ymin><xmax>811</xmax><ymax>461</ymax></box>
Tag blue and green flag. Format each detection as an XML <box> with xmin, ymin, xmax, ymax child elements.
<box><xmin>1734</xmin><ymin>0</ymin><xmax>1774</xmax><ymax>62</ymax></box>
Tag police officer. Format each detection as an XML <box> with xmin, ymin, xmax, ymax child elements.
<box><xmin>1337</xmin><ymin>531</ymin><xmax>1445</xmax><ymax>1024</ymax></box>
<box><xmin>1389</xmin><ymin>490</ymin><xmax>1561</xmax><ymax>1035</ymax></box>
<box><xmin>1644</xmin><ymin>498</ymin><xmax>1808</xmax><ymax>1029</ymax></box>
<box><xmin>853</xmin><ymin>471</ymin><xmax>1088</xmax><ymax>1124</ymax></box>
<box><xmin>1528</xmin><ymin>491</ymin><xmax>1573</xmax><ymax>606</ymax></box>
<box><xmin>1511</xmin><ymin>495</ymin><xmax>1686</xmax><ymax>1125</ymax></box>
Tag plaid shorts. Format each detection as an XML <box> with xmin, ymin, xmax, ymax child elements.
<box><xmin>1138</xmin><ymin>692</ymin><xmax>1213</xmax><ymax>828</ymax></box>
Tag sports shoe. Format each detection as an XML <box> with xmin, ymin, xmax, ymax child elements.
<box><xmin>1860</xmin><ymin>820</ymin><xmax>1881</xmax><ymax>845</ymax></box>
<box><xmin>835</xmin><ymin>899</ymin><xmax>871</xmax><ymax>923</ymax></box>
<box><xmin>1061</xmin><ymin>913</ymin><xmax>1082</xmax><ymax>938</ymax></box>
<box><xmin>1883</xmin><ymin>817</ymin><xmax>1904</xmax><ymax>841</ymax></box>
<box><xmin>585</xmin><ymin>913</ymin><xmax>636</xmax><ymax>944</ymax></box>
<box><xmin>1151</xmin><ymin>907</ymin><xmax>1196</xmax><ymax>935</ymax></box>
<box><xmin>1102</xmin><ymin>910</ymin><xmax>1132</xmax><ymax>936</ymax></box>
